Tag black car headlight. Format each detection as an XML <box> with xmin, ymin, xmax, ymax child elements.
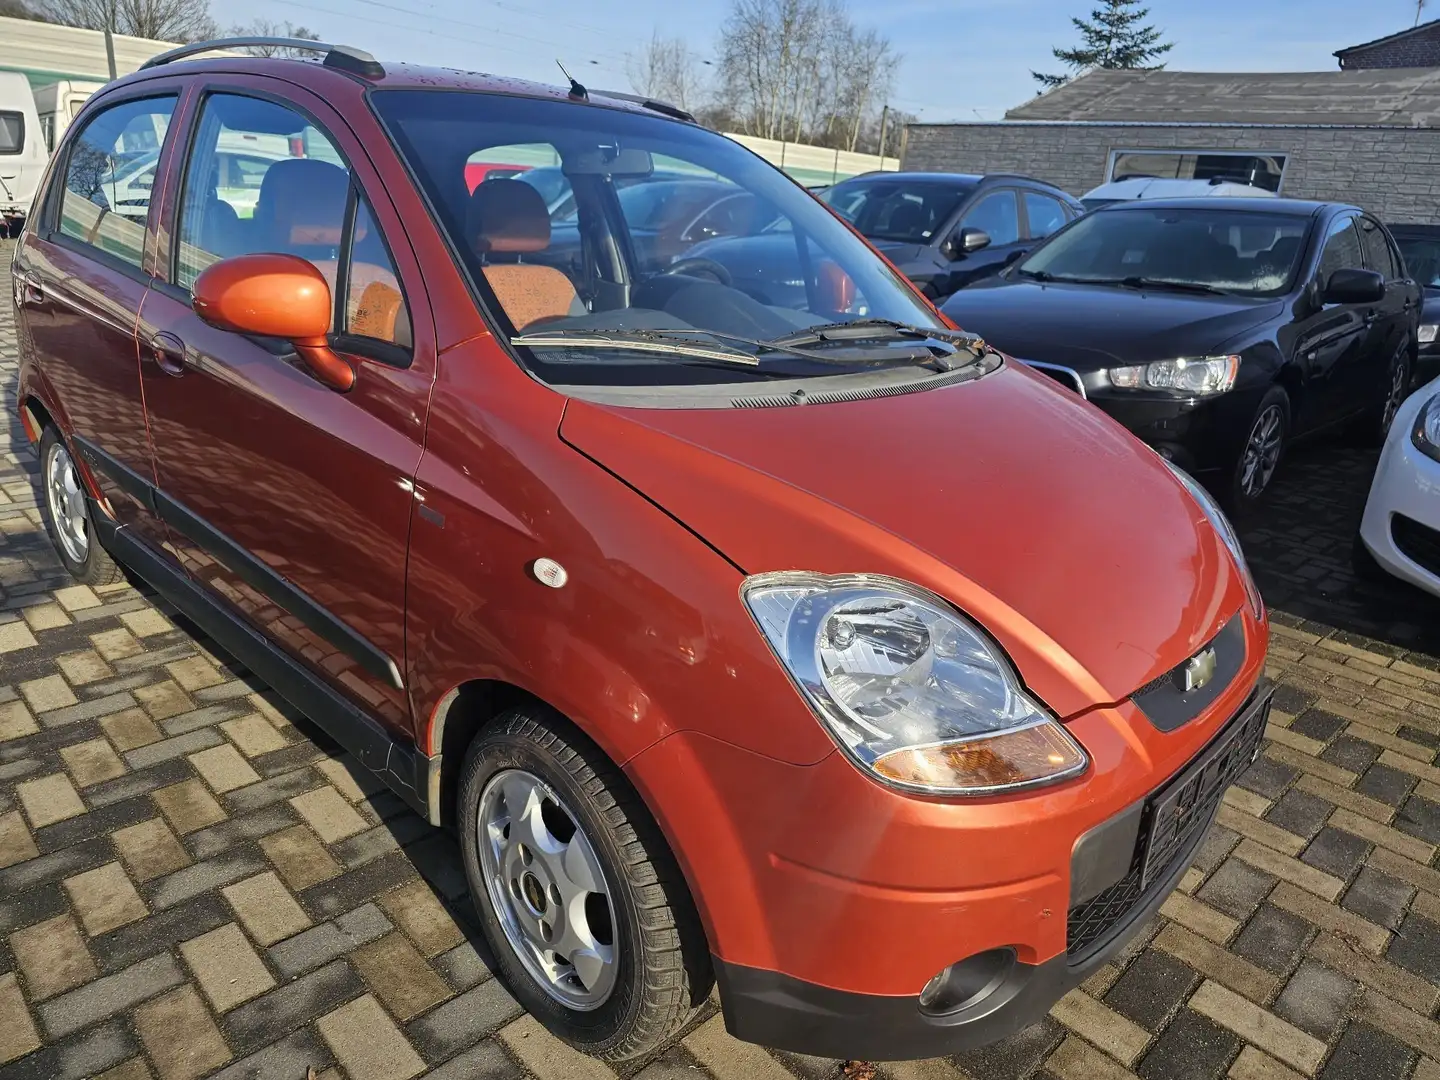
<box><xmin>1110</xmin><ymin>356</ymin><xmax>1240</xmax><ymax>395</ymax></box>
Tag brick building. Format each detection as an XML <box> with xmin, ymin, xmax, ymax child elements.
<box><xmin>1336</xmin><ymin>19</ymin><xmax>1440</xmax><ymax>70</ymax></box>
<box><xmin>901</xmin><ymin>67</ymin><xmax>1440</xmax><ymax>223</ymax></box>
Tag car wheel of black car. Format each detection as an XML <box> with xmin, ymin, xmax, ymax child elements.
<box><xmin>1229</xmin><ymin>386</ymin><xmax>1290</xmax><ymax>513</ymax></box>
<box><xmin>458</xmin><ymin>706</ymin><xmax>709</xmax><ymax>1061</ymax></box>
<box><xmin>1365</xmin><ymin>346</ymin><xmax>1412</xmax><ymax>447</ymax></box>
<box><xmin>38</xmin><ymin>426</ymin><xmax>124</xmax><ymax>587</ymax></box>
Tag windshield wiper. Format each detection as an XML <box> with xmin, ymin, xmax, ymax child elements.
<box><xmin>513</xmin><ymin>325</ymin><xmax>976</xmax><ymax>373</ymax></box>
<box><xmin>1014</xmin><ymin>267</ymin><xmax>1054</xmax><ymax>282</ymax></box>
<box><xmin>766</xmin><ymin>319</ymin><xmax>988</xmax><ymax>370</ymax></box>
<box><xmin>1116</xmin><ymin>276</ymin><xmax>1233</xmax><ymax>296</ymax></box>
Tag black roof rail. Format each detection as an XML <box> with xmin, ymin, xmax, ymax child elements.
<box><xmin>593</xmin><ymin>90</ymin><xmax>694</xmax><ymax>123</ymax></box>
<box><xmin>139</xmin><ymin>38</ymin><xmax>385</xmax><ymax>79</ymax></box>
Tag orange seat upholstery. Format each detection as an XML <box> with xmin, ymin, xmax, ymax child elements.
<box><xmin>466</xmin><ymin>179</ymin><xmax>583</xmax><ymax>330</ymax></box>
<box><xmin>254</xmin><ymin>158</ymin><xmax>351</xmax><ymax>261</ymax></box>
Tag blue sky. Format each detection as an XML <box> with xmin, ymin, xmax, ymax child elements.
<box><xmin>237</xmin><ymin>0</ymin><xmax>1429</xmax><ymax>121</ymax></box>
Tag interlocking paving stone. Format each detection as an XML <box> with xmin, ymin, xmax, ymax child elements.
<box><xmin>1138</xmin><ymin>1008</ymin><xmax>1242</xmax><ymax>1080</ymax></box>
<box><xmin>38</xmin><ymin>953</ymin><xmax>184</xmax><ymax>1039</ymax></box>
<box><xmin>1105</xmin><ymin>948</ymin><xmax>1202</xmax><ymax>1031</ymax></box>
<box><xmin>133</xmin><ymin>985</ymin><xmax>232</xmax><ymax>1080</ymax></box>
<box><xmin>206</xmin><ymin>1026</ymin><xmax>332</xmax><ymax>1080</ymax></box>
<box><xmin>0</xmin><ymin>971</ymin><xmax>42</xmax><ymax>1065</ymax></box>
<box><xmin>9</xmin><ymin>913</ymin><xmax>96</xmax><ymax>1000</ymax></box>
<box><xmin>1272</xmin><ymin>959</ymin><xmax>1356</xmax><ymax>1040</ymax></box>
<box><xmin>268</xmin><ymin>902</ymin><xmax>392</xmax><ymax>978</ymax></box>
<box><xmin>0</xmin><ymin>1021</ymin><xmax>136</xmax><ymax>1080</ymax></box>
<box><xmin>223</xmin><ymin>958</ymin><xmax>363</xmax><ymax>1054</ymax></box>
<box><xmin>350</xmin><ymin>931</ymin><xmax>451</xmax><ymax>1020</ymax></box>
<box><xmin>406</xmin><ymin>976</ymin><xmax>523</xmax><ymax>1061</ymax></box>
<box><xmin>62</xmin><ymin>861</ymin><xmax>147</xmax><ymax>935</ymax></box>
<box><xmin>1320</xmin><ymin>1020</ymin><xmax>1417</xmax><ymax>1080</ymax></box>
<box><xmin>111</xmin><ymin>816</ymin><xmax>191</xmax><ymax>882</ymax></box>
<box><xmin>180</xmin><ymin>921</ymin><xmax>276</xmax><ymax>1011</ymax></box>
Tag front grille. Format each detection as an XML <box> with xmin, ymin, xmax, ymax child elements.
<box><xmin>1392</xmin><ymin>514</ymin><xmax>1440</xmax><ymax>577</ymax></box>
<box><xmin>1066</xmin><ymin>690</ymin><xmax>1271</xmax><ymax>961</ymax></box>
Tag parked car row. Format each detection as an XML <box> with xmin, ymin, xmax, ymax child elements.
<box><xmin>13</xmin><ymin>39</ymin><xmax>1272</xmax><ymax>1068</ymax></box>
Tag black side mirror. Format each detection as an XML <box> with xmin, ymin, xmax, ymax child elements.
<box><xmin>1322</xmin><ymin>267</ymin><xmax>1385</xmax><ymax>305</ymax></box>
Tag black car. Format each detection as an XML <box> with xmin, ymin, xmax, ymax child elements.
<box><xmin>689</xmin><ymin>171</ymin><xmax>1084</xmax><ymax>303</ymax></box>
<box><xmin>1386</xmin><ymin>224</ymin><xmax>1440</xmax><ymax>383</ymax></box>
<box><xmin>941</xmin><ymin>198</ymin><xmax>1420</xmax><ymax>510</ymax></box>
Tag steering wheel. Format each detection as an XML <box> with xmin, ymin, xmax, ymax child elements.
<box><xmin>657</xmin><ymin>257</ymin><xmax>733</xmax><ymax>287</ymax></box>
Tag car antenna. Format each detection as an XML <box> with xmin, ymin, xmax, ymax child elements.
<box><xmin>557</xmin><ymin>60</ymin><xmax>588</xmax><ymax>101</ymax></box>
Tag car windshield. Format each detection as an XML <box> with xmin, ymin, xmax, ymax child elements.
<box><xmin>819</xmin><ymin>178</ymin><xmax>974</xmax><ymax>244</ymax></box>
<box><xmin>1014</xmin><ymin>206</ymin><xmax>1311</xmax><ymax>297</ymax></box>
<box><xmin>1393</xmin><ymin>233</ymin><xmax>1440</xmax><ymax>288</ymax></box>
<box><xmin>373</xmin><ymin>91</ymin><xmax>944</xmax><ymax>384</ymax></box>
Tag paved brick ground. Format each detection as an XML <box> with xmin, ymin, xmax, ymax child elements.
<box><xmin>2</xmin><ymin>237</ymin><xmax>1439</xmax><ymax>1080</ymax></box>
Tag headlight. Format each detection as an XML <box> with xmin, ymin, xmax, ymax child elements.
<box><xmin>1162</xmin><ymin>460</ymin><xmax>1264</xmax><ymax>618</ymax></box>
<box><xmin>742</xmin><ymin>573</ymin><xmax>1088</xmax><ymax>795</ymax></box>
<box><xmin>1411</xmin><ymin>393</ymin><xmax>1440</xmax><ymax>463</ymax></box>
<box><xmin>1419</xmin><ymin>325</ymin><xmax>1437</xmax><ymax>345</ymax></box>
<box><xmin>1110</xmin><ymin>356</ymin><xmax>1240</xmax><ymax>395</ymax></box>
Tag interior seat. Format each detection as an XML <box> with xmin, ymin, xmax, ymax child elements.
<box><xmin>253</xmin><ymin>158</ymin><xmax>351</xmax><ymax>270</ymax></box>
<box><xmin>467</xmin><ymin>178</ymin><xmax>585</xmax><ymax>330</ymax></box>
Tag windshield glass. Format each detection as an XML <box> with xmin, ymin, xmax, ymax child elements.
<box><xmin>1394</xmin><ymin>233</ymin><xmax>1440</xmax><ymax>288</ymax></box>
<box><xmin>819</xmin><ymin>178</ymin><xmax>973</xmax><ymax>244</ymax></box>
<box><xmin>373</xmin><ymin>91</ymin><xmax>942</xmax><ymax>384</ymax></box>
<box><xmin>1015</xmin><ymin>206</ymin><xmax>1311</xmax><ymax>296</ymax></box>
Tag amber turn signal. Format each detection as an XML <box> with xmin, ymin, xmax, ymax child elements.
<box><xmin>872</xmin><ymin>723</ymin><xmax>1087</xmax><ymax>794</ymax></box>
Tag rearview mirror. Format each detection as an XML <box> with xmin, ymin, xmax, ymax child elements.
<box><xmin>947</xmin><ymin>226</ymin><xmax>991</xmax><ymax>258</ymax></box>
<box><xmin>192</xmin><ymin>253</ymin><xmax>354</xmax><ymax>392</ymax></box>
<box><xmin>1322</xmin><ymin>267</ymin><xmax>1385</xmax><ymax>306</ymax></box>
<box><xmin>564</xmin><ymin>145</ymin><xmax>653</xmax><ymax>177</ymax></box>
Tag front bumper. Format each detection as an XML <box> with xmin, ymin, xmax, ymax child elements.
<box><xmin>711</xmin><ymin>681</ymin><xmax>1272</xmax><ymax>1059</ymax></box>
<box><xmin>1360</xmin><ymin>383</ymin><xmax>1440</xmax><ymax>599</ymax></box>
<box><xmin>625</xmin><ymin>606</ymin><xmax>1269</xmax><ymax>1060</ymax></box>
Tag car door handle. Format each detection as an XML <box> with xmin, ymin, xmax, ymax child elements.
<box><xmin>148</xmin><ymin>333</ymin><xmax>187</xmax><ymax>377</ymax></box>
<box><xmin>15</xmin><ymin>271</ymin><xmax>42</xmax><ymax>305</ymax></box>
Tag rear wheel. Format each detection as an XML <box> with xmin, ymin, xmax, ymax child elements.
<box><xmin>1228</xmin><ymin>386</ymin><xmax>1289</xmax><ymax>514</ymax></box>
<box><xmin>39</xmin><ymin>427</ymin><xmax>123</xmax><ymax>586</ymax></box>
<box><xmin>1365</xmin><ymin>346</ymin><xmax>1412</xmax><ymax>447</ymax></box>
<box><xmin>458</xmin><ymin>707</ymin><xmax>708</xmax><ymax>1061</ymax></box>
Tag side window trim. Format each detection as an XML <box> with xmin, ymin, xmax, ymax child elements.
<box><xmin>45</xmin><ymin>90</ymin><xmax>181</xmax><ymax>287</ymax></box>
<box><xmin>168</xmin><ymin>86</ymin><xmax>413</xmax><ymax>368</ymax></box>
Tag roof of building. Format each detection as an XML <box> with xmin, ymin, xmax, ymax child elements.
<box><xmin>1004</xmin><ymin>67</ymin><xmax>1440</xmax><ymax>127</ymax></box>
<box><xmin>1335</xmin><ymin>17</ymin><xmax>1440</xmax><ymax>60</ymax></box>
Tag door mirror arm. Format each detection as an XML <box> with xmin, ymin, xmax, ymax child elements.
<box><xmin>192</xmin><ymin>254</ymin><xmax>355</xmax><ymax>392</ymax></box>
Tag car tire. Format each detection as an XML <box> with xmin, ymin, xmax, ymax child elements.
<box><xmin>38</xmin><ymin>426</ymin><xmax>124</xmax><ymax>587</ymax></box>
<box><xmin>1364</xmin><ymin>345</ymin><xmax>1412</xmax><ymax>447</ymax></box>
<box><xmin>1351</xmin><ymin>532</ymin><xmax>1390</xmax><ymax>584</ymax></box>
<box><xmin>458</xmin><ymin>706</ymin><xmax>709</xmax><ymax>1062</ymax></box>
<box><xmin>1227</xmin><ymin>385</ymin><xmax>1290</xmax><ymax>514</ymax></box>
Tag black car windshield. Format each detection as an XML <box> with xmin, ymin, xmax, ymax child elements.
<box><xmin>1393</xmin><ymin>232</ymin><xmax>1440</xmax><ymax>288</ymax></box>
<box><xmin>820</xmin><ymin>178</ymin><xmax>974</xmax><ymax>244</ymax></box>
<box><xmin>373</xmin><ymin>91</ymin><xmax>943</xmax><ymax>385</ymax></box>
<box><xmin>1015</xmin><ymin>206</ymin><xmax>1312</xmax><ymax>297</ymax></box>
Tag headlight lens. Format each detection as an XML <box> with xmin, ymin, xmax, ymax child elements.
<box><xmin>742</xmin><ymin>573</ymin><xmax>1088</xmax><ymax>795</ymax></box>
<box><xmin>1110</xmin><ymin>356</ymin><xmax>1240</xmax><ymax>395</ymax></box>
<box><xmin>1419</xmin><ymin>324</ymin><xmax>1437</xmax><ymax>345</ymax></box>
<box><xmin>1411</xmin><ymin>393</ymin><xmax>1440</xmax><ymax>463</ymax></box>
<box><xmin>1162</xmin><ymin>460</ymin><xmax>1264</xmax><ymax>618</ymax></box>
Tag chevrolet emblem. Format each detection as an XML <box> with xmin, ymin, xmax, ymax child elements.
<box><xmin>1181</xmin><ymin>646</ymin><xmax>1218</xmax><ymax>693</ymax></box>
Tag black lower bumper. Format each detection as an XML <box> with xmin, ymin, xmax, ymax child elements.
<box><xmin>715</xmin><ymin>682</ymin><xmax>1271</xmax><ymax>1060</ymax></box>
<box><xmin>1089</xmin><ymin>387</ymin><xmax>1263</xmax><ymax>477</ymax></box>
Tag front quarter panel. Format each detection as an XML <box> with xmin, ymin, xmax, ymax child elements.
<box><xmin>405</xmin><ymin>336</ymin><xmax>836</xmax><ymax>769</ymax></box>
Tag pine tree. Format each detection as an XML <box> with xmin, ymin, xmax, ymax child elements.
<box><xmin>1032</xmin><ymin>1</ymin><xmax>1174</xmax><ymax>90</ymax></box>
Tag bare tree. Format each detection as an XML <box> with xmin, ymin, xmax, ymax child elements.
<box><xmin>715</xmin><ymin>0</ymin><xmax>896</xmax><ymax>151</ymax></box>
<box><xmin>227</xmin><ymin>19</ymin><xmax>322</xmax><ymax>57</ymax></box>
<box><xmin>37</xmin><ymin>0</ymin><xmax>216</xmax><ymax>41</ymax></box>
<box><xmin>625</xmin><ymin>31</ymin><xmax>705</xmax><ymax>111</ymax></box>
<box><xmin>0</xmin><ymin>0</ymin><xmax>51</xmax><ymax>19</ymax></box>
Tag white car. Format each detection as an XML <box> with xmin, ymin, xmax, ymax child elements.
<box><xmin>1082</xmin><ymin>177</ymin><xmax>1278</xmax><ymax>211</ymax></box>
<box><xmin>1356</xmin><ymin>374</ymin><xmax>1440</xmax><ymax>597</ymax></box>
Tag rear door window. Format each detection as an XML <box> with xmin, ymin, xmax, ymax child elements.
<box><xmin>56</xmin><ymin>95</ymin><xmax>177</xmax><ymax>270</ymax></box>
<box><xmin>1359</xmin><ymin>218</ymin><xmax>1400</xmax><ymax>280</ymax></box>
<box><xmin>1023</xmin><ymin>191</ymin><xmax>1068</xmax><ymax>240</ymax></box>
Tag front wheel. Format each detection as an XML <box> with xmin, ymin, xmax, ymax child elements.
<box><xmin>1228</xmin><ymin>386</ymin><xmax>1290</xmax><ymax>514</ymax></box>
<box><xmin>1365</xmin><ymin>346</ymin><xmax>1412</xmax><ymax>447</ymax></box>
<box><xmin>458</xmin><ymin>707</ymin><xmax>708</xmax><ymax>1061</ymax></box>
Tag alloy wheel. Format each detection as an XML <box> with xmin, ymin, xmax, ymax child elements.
<box><xmin>1239</xmin><ymin>404</ymin><xmax>1284</xmax><ymax>498</ymax></box>
<box><xmin>46</xmin><ymin>443</ymin><xmax>90</xmax><ymax>564</ymax></box>
<box><xmin>477</xmin><ymin>768</ymin><xmax>618</xmax><ymax>1010</ymax></box>
<box><xmin>1382</xmin><ymin>352</ymin><xmax>1409</xmax><ymax>437</ymax></box>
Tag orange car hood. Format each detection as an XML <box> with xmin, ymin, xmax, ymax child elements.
<box><xmin>559</xmin><ymin>361</ymin><xmax>1249</xmax><ymax>718</ymax></box>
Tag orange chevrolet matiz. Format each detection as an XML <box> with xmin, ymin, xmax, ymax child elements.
<box><xmin>12</xmin><ymin>39</ymin><xmax>1270</xmax><ymax>1062</ymax></box>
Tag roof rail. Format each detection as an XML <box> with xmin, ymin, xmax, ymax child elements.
<box><xmin>593</xmin><ymin>90</ymin><xmax>695</xmax><ymax>123</ymax></box>
<box><xmin>139</xmin><ymin>38</ymin><xmax>384</xmax><ymax>79</ymax></box>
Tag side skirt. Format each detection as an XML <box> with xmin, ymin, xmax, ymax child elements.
<box><xmin>93</xmin><ymin>513</ymin><xmax>439</xmax><ymax>824</ymax></box>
